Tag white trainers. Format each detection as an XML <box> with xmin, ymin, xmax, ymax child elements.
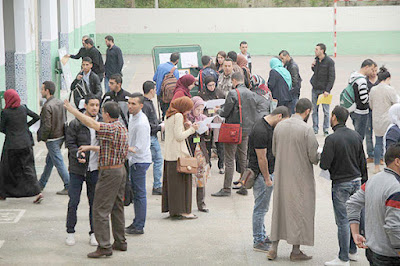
<box><xmin>324</xmin><ymin>257</ymin><xmax>349</xmax><ymax>266</ymax></box>
<box><xmin>349</xmin><ymin>252</ymin><xmax>358</xmax><ymax>261</ymax></box>
<box><xmin>89</xmin><ymin>233</ymin><xmax>98</xmax><ymax>246</ymax></box>
<box><xmin>65</xmin><ymin>233</ymin><xmax>75</xmax><ymax>246</ymax></box>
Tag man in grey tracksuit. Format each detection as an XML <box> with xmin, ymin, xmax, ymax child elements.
<box><xmin>347</xmin><ymin>143</ymin><xmax>400</xmax><ymax>265</ymax></box>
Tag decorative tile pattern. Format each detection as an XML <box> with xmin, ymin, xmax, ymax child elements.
<box><xmin>40</xmin><ymin>40</ymin><xmax>52</xmax><ymax>85</ymax></box>
<box><xmin>59</xmin><ymin>32</ymin><xmax>69</xmax><ymax>52</ymax></box>
<box><xmin>14</xmin><ymin>53</ymin><xmax>28</xmax><ymax>104</ymax></box>
<box><xmin>5</xmin><ymin>51</ymin><xmax>15</xmax><ymax>90</ymax></box>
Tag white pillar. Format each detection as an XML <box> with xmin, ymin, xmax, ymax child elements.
<box><xmin>13</xmin><ymin>0</ymin><xmax>36</xmax><ymax>105</ymax></box>
<box><xmin>59</xmin><ymin>0</ymin><xmax>74</xmax><ymax>52</ymax></box>
<box><xmin>39</xmin><ymin>0</ymin><xmax>58</xmax><ymax>84</ymax></box>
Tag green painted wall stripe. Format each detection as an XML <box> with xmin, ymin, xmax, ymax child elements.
<box><xmin>26</xmin><ymin>51</ymin><xmax>38</xmax><ymax>113</ymax></box>
<box><xmin>96</xmin><ymin>31</ymin><xmax>400</xmax><ymax>56</ymax></box>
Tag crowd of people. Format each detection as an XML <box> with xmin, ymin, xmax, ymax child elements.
<box><xmin>0</xmin><ymin>37</ymin><xmax>399</xmax><ymax>265</ymax></box>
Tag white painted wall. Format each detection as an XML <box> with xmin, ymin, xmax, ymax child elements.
<box><xmin>59</xmin><ymin>0</ymin><xmax>74</xmax><ymax>33</ymax></box>
<box><xmin>14</xmin><ymin>0</ymin><xmax>35</xmax><ymax>53</ymax></box>
<box><xmin>96</xmin><ymin>6</ymin><xmax>400</xmax><ymax>34</ymax></box>
<box><xmin>0</xmin><ymin>0</ymin><xmax>5</xmax><ymax>65</ymax></box>
<box><xmin>81</xmin><ymin>0</ymin><xmax>95</xmax><ymax>26</ymax></box>
<box><xmin>40</xmin><ymin>0</ymin><xmax>58</xmax><ymax>41</ymax></box>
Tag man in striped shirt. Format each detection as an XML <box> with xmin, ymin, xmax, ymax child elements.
<box><xmin>348</xmin><ymin>59</ymin><xmax>377</xmax><ymax>140</ymax></box>
<box><xmin>64</xmin><ymin>100</ymin><xmax>129</xmax><ymax>258</ymax></box>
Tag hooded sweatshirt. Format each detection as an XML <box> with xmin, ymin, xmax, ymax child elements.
<box><xmin>349</xmin><ymin>72</ymin><xmax>369</xmax><ymax>115</ymax></box>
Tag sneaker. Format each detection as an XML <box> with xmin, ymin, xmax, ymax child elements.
<box><xmin>152</xmin><ymin>187</ymin><xmax>162</xmax><ymax>195</ymax></box>
<box><xmin>125</xmin><ymin>223</ymin><xmax>135</xmax><ymax>231</ymax></box>
<box><xmin>236</xmin><ymin>187</ymin><xmax>248</xmax><ymax>196</ymax></box>
<box><xmin>324</xmin><ymin>257</ymin><xmax>349</xmax><ymax>266</ymax></box>
<box><xmin>219</xmin><ymin>169</ymin><xmax>225</xmax><ymax>175</ymax></box>
<box><xmin>126</xmin><ymin>227</ymin><xmax>144</xmax><ymax>235</ymax></box>
<box><xmin>253</xmin><ymin>242</ymin><xmax>270</xmax><ymax>253</ymax></box>
<box><xmin>264</xmin><ymin>236</ymin><xmax>272</xmax><ymax>244</ymax></box>
<box><xmin>290</xmin><ymin>251</ymin><xmax>312</xmax><ymax>261</ymax></box>
<box><xmin>211</xmin><ymin>189</ymin><xmax>231</xmax><ymax>197</ymax></box>
<box><xmin>349</xmin><ymin>252</ymin><xmax>358</xmax><ymax>261</ymax></box>
<box><xmin>56</xmin><ymin>188</ymin><xmax>68</xmax><ymax>195</ymax></box>
<box><xmin>65</xmin><ymin>233</ymin><xmax>75</xmax><ymax>246</ymax></box>
<box><xmin>89</xmin><ymin>233</ymin><xmax>98</xmax><ymax>246</ymax></box>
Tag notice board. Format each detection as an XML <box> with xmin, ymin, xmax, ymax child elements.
<box><xmin>152</xmin><ymin>45</ymin><xmax>203</xmax><ymax>78</ymax></box>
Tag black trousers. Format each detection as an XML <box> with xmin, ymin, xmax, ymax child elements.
<box><xmin>366</xmin><ymin>249</ymin><xmax>400</xmax><ymax>266</ymax></box>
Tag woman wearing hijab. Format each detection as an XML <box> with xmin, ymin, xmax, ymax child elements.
<box><xmin>237</xmin><ymin>54</ymin><xmax>251</xmax><ymax>88</ymax></box>
<box><xmin>171</xmin><ymin>74</ymin><xmax>196</xmax><ymax>102</ymax></box>
<box><xmin>198</xmin><ymin>76</ymin><xmax>225</xmax><ymax>174</ymax></box>
<box><xmin>0</xmin><ymin>89</ymin><xmax>43</xmax><ymax>203</ymax></box>
<box><xmin>162</xmin><ymin>97</ymin><xmax>199</xmax><ymax>219</ymax></box>
<box><xmin>370</xmin><ymin>66</ymin><xmax>399</xmax><ymax>173</ymax></box>
<box><xmin>187</xmin><ymin>97</ymin><xmax>211</xmax><ymax>212</ymax></box>
<box><xmin>385</xmin><ymin>104</ymin><xmax>400</xmax><ymax>151</ymax></box>
<box><xmin>268</xmin><ymin>57</ymin><xmax>292</xmax><ymax>108</ymax></box>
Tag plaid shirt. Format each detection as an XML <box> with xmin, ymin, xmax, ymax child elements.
<box><xmin>97</xmin><ymin>121</ymin><xmax>129</xmax><ymax>167</ymax></box>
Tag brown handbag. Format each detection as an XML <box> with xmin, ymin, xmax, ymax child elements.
<box><xmin>218</xmin><ymin>88</ymin><xmax>243</xmax><ymax>144</ymax></box>
<box><xmin>177</xmin><ymin>139</ymin><xmax>198</xmax><ymax>174</ymax></box>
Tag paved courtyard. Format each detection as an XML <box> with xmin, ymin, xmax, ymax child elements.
<box><xmin>1</xmin><ymin>55</ymin><xmax>400</xmax><ymax>265</ymax></box>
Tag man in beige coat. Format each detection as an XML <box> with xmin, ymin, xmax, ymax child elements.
<box><xmin>267</xmin><ymin>98</ymin><xmax>320</xmax><ymax>262</ymax></box>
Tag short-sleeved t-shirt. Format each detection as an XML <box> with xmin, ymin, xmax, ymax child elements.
<box><xmin>248</xmin><ymin>118</ymin><xmax>275</xmax><ymax>175</ymax></box>
<box><xmin>97</xmin><ymin>121</ymin><xmax>129</xmax><ymax>167</ymax></box>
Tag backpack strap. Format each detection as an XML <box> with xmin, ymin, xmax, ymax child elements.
<box><xmin>169</xmin><ymin>67</ymin><xmax>176</xmax><ymax>74</ymax></box>
<box><xmin>236</xmin><ymin>88</ymin><xmax>242</xmax><ymax>125</ymax></box>
<box><xmin>199</xmin><ymin>69</ymin><xmax>203</xmax><ymax>91</ymax></box>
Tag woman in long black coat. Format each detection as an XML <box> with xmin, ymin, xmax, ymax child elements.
<box><xmin>0</xmin><ymin>89</ymin><xmax>43</xmax><ymax>203</ymax></box>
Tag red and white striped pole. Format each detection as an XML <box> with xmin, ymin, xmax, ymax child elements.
<box><xmin>334</xmin><ymin>0</ymin><xmax>338</xmax><ymax>58</ymax></box>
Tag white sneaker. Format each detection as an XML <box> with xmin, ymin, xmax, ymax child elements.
<box><xmin>89</xmin><ymin>233</ymin><xmax>98</xmax><ymax>246</ymax></box>
<box><xmin>65</xmin><ymin>233</ymin><xmax>75</xmax><ymax>246</ymax></box>
<box><xmin>349</xmin><ymin>252</ymin><xmax>358</xmax><ymax>261</ymax></box>
<box><xmin>324</xmin><ymin>257</ymin><xmax>349</xmax><ymax>266</ymax></box>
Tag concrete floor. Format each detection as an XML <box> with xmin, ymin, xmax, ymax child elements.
<box><xmin>1</xmin><ymin>54</ymin><xmax>400</xmax><ymax>265</ymax></box>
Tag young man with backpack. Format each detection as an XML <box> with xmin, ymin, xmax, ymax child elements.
<box><xmin>199</xmin><ymin>55</ymin><xmax>218</xmax><ymax>91</ymax></box>
<box><xmin>341</xmin><ymin>59</ymin><xmax>377</xmax><ymax>140</ymax></box>
<box><xmin>153</xmin><ymin>52</ymin><xmax>180</xmax><ymax>119</ymax></box>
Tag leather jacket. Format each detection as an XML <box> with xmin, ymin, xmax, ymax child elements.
<box><xmin>37</xmin><ymin>96</ymin><xmax>66</xmax><ymax>142</ymax></box>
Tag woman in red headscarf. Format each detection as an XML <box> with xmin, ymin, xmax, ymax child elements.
<box><xmin>0</xmin><ymin>89</ymin><xmax>43</xmax><ymax>203</ymax></box>
<box><xmin>162</xmin><ymin>96</ymin><xmax>199</xmax><ymax>219</ymax></box>
<box><xmin>171</xmin><ymin>74</ymin><xmax>196</xmax><ymax>102</ymax></box>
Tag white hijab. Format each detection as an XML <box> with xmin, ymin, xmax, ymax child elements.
<box><xmin>383</xmin><ymin>103</ymin><xmax>400</xmax><ymax>152</ymax></box>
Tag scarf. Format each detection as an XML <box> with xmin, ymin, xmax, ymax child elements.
<box><xmin>237</xmin><ymin>54</ymin><xmax>251</xmax><ymax>75</ymax></box>
<box><xmin>270</xmin><ymin>57</ymin><xmax>292</xmax><ymax>89</ymax></box>
<box><xmin>4</xmin><ymin>89</ymin><xmax>21</xmax><ymax>109</ymax></box>
<box><xmin>187</xmin><ymin>96</ymin><xmax>207</xmax><ymax>123</ymax></box>
<box><xmin>165</xmin><ymin>96</ymin><xmax>194</xmax><ymax>121</ymax></box>
<box><xmin>174</xmin><ymin>74</ymin><xmax>196</xmax><ymax>98</ymax></box>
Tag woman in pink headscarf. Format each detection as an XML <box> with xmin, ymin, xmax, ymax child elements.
<box><xmin>237</xmin><ymin>54</ymin><xmax>251</xmax><ymax>88</ymax></box>
<box><xmin>187</xmin><ymin>96</ymin><xmax>211</xmax><ymax>212</ymax></box>
<box><xmin>171</xmin><ymin>74</ymin><xmax>196</xmax><ymax>101</ymax></box>
<box><xmin>0</xmin><ymin>89</ymin><xmax>43</xmax><ymax>203</ymax></box>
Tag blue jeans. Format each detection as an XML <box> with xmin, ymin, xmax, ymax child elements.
<box><xmin>366</xmin><ymin>111</ymin><xmax>374</xmax><ymax>158</ymax></box>
<box><xmin>332</xmin><ymin>179</ymin><xmax>361</xmax><ymax>261</ymax></box>
<box><xmin>129</xmin><ymin>163</ymin><xmax>150</xmax><ymax>230</ymax></box>
<box><xmin>104</xmin><ymin>76</ymin><xmax>110</xmax><ymax>93</ymax></box>
<box><xmin>312</xmin><ymin>90</ymin><xmax>330</xmax><ymax>132</ymax></box>
<box><xmin>150</xmin><ymin>135</ymin><xmax>163</xmax><ymax>189</ymax></box>
<box><xmin>252</xmin><ymin>173</ymin><xmax>274</xmax><ymax>245</ymax></box>
<box><xmin>66</xmin><ymin>171</ymin><xmax>98</xmax><ymax>234</ymax></box>
<box><xmin>39</xmin><ymin>138</ymin><xmax>70</xmax><ymax>189</ymax></box>
<box><xmin>350</xmin><ymin>112</ymin><xmax>368</xmax><ymax>140</ymax></box>
<box><xmin>289</xmin><ymin>95</ymin><xmax>299</xmax><ymax>115</ymax></box>
<box><xmin>374</xmin><ymin>136</ymin><xmax>384</xmax><ymax>166</ymax></box>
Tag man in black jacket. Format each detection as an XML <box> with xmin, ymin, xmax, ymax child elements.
<box><xmin>84</xmin><ymin>38</ymin><xmax>105</xmax><ymax>82</ymax></box>
<box><xmin>67</xmin><ymin>35</ymin><xmax>89</xmax><ymax>60</ymax></box>
<box><xmin>70</xmin><ymin>57</ymin><xmax>102</xmax><ymax>110</ymax></box>
<box><xmin>101</xmin><ymin>74</ymin><xmax>131</xmax><ymax>127</ymax></box>
<box><xmin>320</xmin><ymin>106</ymin><xmax>367</xmax><ymax>266</ymax></box>
<box><xmin>142</xmin><ymin>81</ymin><xmax>164</xmax><ymax>195</ymax></box>
<box><xmin>104</xmin><ymin>35</ymin><xmax>124</xmax><ymax>93</ymax></box>
<box><xmin>279</xmin><ymin>50</ymin><xmax>302</xmax><ymax>114</ymax></box>
<box><xmin>310</xmin><ymin>43</ymin><xmax>336</xmax><ymax>136</ymax></box>
<box><xmin>65</xmin><ymin>94</ymin><xmax>102</xmax><ymax>247</ymax></box>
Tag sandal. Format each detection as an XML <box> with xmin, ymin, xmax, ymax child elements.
<box><xmin>33</xmin><ymin>194</ymin><xmax>44</xmax><ymax>204</ymax></box>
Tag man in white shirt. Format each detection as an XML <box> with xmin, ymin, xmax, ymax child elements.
<box><xmin>125</xmin><ymin>93</ymin><xmax>152</xmax><ymax>235</ymax></box>
<box><xmin>239</xmin><ymin>41</ymin><xmax>252</xmax><ymax>72</ymax></box>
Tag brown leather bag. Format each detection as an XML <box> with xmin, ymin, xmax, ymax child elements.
<box><xmin>177</xmin><ymin>139</ymin><xmax>198</xmax><ymax>174</ymax></box>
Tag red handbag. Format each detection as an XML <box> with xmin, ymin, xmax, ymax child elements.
<box><xmin>218</xmin><ymin>88</ymin><xmax>243</xmax><ymax>144</ymax></box>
